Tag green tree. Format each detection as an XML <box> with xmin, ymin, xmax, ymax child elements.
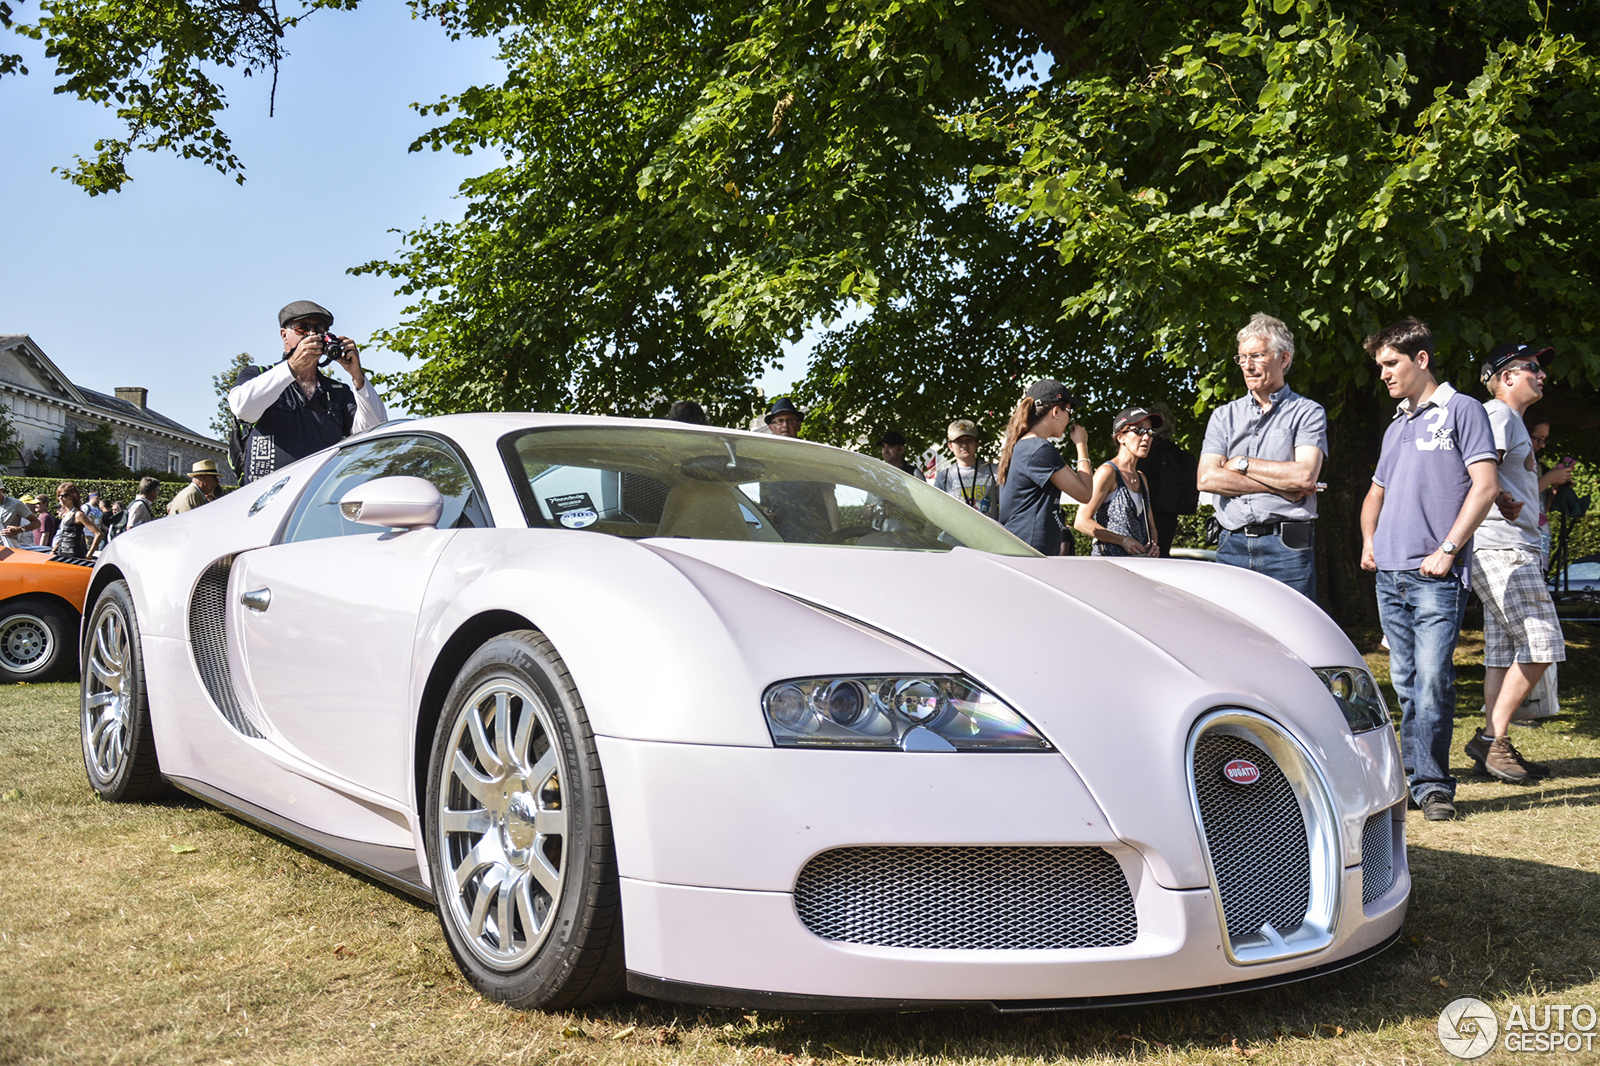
<box><xmin>28</xmin><ymin>423</ymin><xmax>131</xmax><ymax>480</ymax></box>
<box><xmin>212</xmin><ymin>351</ymin><xmax>257</xmax><ymax>437</ymax></box>
<box><xmin>0</xmin><ymin>403</ymin><xmax>22</xmax><ymax>471</ymax></box>
<box><xmin>2</xmin><ymin>0</ymin><xmax>359</xmax><ymax>195</ymax></box>
<box><xmin>14</xmin><ymin>0</ymin><xmax>1600</xmax><ymax>625</ymax></box>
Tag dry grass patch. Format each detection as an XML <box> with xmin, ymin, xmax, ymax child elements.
<box><xmin>2</xmin><ymin>626</ymin><xmax>1598</xmax><ymax>1065</ymax></box>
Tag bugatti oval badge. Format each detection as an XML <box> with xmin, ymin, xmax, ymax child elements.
<box><xmin>1222</xmin><ymin>759</ymin><xmax>1261</xmax><ymax>785</ymax></box>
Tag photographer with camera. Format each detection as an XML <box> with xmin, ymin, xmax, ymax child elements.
<box><xmin>227</xmin><ymin>300</ymin><xmax>389</xmax><ymax>483</ymax></box>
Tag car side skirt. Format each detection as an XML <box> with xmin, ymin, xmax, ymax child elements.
<box><xmin>625</xmin><ymin>929</ymin><xmax>1401</xmax><ymax>1013</ymax></box>
<box><xmin>167</xmin><ymin>775</ymin><xmax>433</xmax><ymax>902</ymax></box>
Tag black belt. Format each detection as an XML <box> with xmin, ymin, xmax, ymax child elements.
<box><xmin>1240</xmin><ymin>519</ymin><xmax>1313</xmax><ymax>536</ymax></box>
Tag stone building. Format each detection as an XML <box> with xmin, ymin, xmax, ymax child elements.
<box><xmin>0</xmin><ymin>334</ymin><xmax>232</xmax><ymax>484</ymax></box>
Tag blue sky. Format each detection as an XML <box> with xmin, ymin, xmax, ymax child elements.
<box><xmin>2</xmin><ymin>8</ymin><xmax>811</xmax><ymax>440</ymax></box>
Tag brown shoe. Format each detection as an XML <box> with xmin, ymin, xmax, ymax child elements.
<box><xmin>1484</xmin><ymin>735</ymin><xmax>1550</xmax><ymax>783</ymax></box>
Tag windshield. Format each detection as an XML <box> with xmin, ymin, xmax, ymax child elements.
<box><xmin>500</xmin><ymin>426</ymin><xmax>1039</xmax><ymax>556</ymax></box>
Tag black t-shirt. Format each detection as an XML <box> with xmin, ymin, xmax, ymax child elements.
<box><xmin>999</xmin><ymin>437</ymin><xmax>1067</xmax><ymax>555</ymax></box>
<box><xmin>234</xmin><ymin>364</ymin><xmax>358</xmax><ymax>484</ymax></box>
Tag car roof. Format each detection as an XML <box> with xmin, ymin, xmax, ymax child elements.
<box><xmin>354</xmin><ymin>412</ymin><xmax>830</xmax><ymax>454</ymax></box>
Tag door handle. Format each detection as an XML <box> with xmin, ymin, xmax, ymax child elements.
<box><xmin>240</xmin><ymin>588</ymin><xmax>272</xmax><ymax>612</ymax></box>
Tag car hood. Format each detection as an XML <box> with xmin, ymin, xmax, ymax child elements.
<box><xmin>645</xmin><ymin>540</ymin><xmax>1369</xmax><ymax>889</ymax></box>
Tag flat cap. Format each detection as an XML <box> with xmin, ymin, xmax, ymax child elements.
<box><xmin>278</xmin><ymin>300</ymin><xmax>334</xmax><ymax>328</ymax></box>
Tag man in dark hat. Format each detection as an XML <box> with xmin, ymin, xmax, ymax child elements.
<box><xmin>879</xmin><ymin>430</ymin><xmax>919</xmax><ymax>475</ymax></box>
<box><xmin>765</xmin><ymin>397</ymin><xmax>804</xmax><ymax>437</ymax></box>
<box><xmin>758</xmin><ymin>398</ymin><xmax>840</xmax><ymax>538</ymax></box>
<box><xmin>226</xmin><ymin>300</ymin><xmax>389</xmax><ymax>483</ymax></box>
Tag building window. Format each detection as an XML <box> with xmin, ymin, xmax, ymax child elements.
<box><xmin>168</xmin><ymin>453</ymin><xmax>181</xmax><ymax>474</ymax></box>
<box><xmin>125</xmin><ymin>443</ymin><xmax>140</xmax><ymax>470</ymax></box>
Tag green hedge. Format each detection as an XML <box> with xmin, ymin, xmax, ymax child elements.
<box><xmin>1</xmin><ymin>475</ymin><xmax>230</xmax><ymax>517</ymax></box>
<box><xmin>1554</xmin><ymin>467</ymin><xmax>1600</xmax><ymax>564</ymax></box>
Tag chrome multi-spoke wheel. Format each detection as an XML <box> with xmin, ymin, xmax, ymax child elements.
<box><xmin>426</xmin><ymin>630</ymin><xmax>623</xmax><ymax>1009</ymax></box>
<box><xmin>0</xmin><ymin>598</ymin><xmax>71</xmax><ymax>683</ymax></box>
<box><xmin>80</xmin><ymin>581</ymin><xmax>164</xmax><ymax>801</ymax></box>
<box><xmin>83</xmin><ymin>599</ymin><xmax>136</xmax><ymax>783</ymax></box>
<box><xmin>438</xmin><ymin>678</ymin><xmax>568</xmax><ymax>969</ymax></box>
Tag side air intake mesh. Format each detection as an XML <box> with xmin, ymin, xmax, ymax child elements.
<box><xmin>188</xmin><ymin>558</ymin><xmax>262</xmax><ymax>738</ymax></box>
<box><xmin>794</xmin><ymin>846</ymin><xmax>1137</xmax><ymax>950</ymax></box>
<box><xmin>1361</xmin><ymin>807</ymin><xmax>1398</xmax><ymax>904</ymax></box>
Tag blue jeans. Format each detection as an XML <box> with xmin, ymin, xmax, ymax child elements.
<box><xmin>1376</xmin><ymin>568</ymin><xmax>1467</xmax><ymax>803</ymax></box>
<box><xmin>1216</xmin><ymin>525</ymin><xmax>1317</xmax><ymax>602</ymax></box>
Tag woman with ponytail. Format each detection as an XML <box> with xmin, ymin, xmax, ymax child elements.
<box><xmin>997</xmin><ymin>379</ymin><xmax>1094</xmax><ymax>555</ymax></box>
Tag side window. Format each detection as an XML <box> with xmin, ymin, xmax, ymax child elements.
<box><xmin>281</xmin><ymin>435</ymin><xmax>490</xmax><ymax>544</ymax></box>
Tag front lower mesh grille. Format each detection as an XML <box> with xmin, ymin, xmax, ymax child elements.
<box><xmin>188</xmin><ymin>558</ymin><xmax>262</xmax><ymax>738</ymax></box>
<box><xmin>1192</xmin><ymin>733</ymin><xmax>1310</xmax><ymax>941</ymax></box>
<box><xmin>794</xmin><ymin>846</ymin><xmax>1137</xmax><ymax>950</ymax></box>
<box><xmin>1361</xmin><ymin>808</ymin><xmax>1397</xmax><ymax>904</ymax></box>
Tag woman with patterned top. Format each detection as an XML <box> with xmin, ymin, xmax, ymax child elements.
<box><xmin>50</xmin><ymin>482</ymin><xmax>101</xmax><ymax>559</ymax></box>
<box><xmin>1076</xmin><ymin>407</ymin><xmax>1161</xmax><ymax>558</ymax></box>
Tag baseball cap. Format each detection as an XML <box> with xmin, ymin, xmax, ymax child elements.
<box><xmin>947</xmin><ymin>419</ymin><xmax>980</xmax><ymax>442</ymax></box>
<box><xmin>1025</xmin><ymin>379</ymin><xmax>1075</xmax><ymax>407</ymax></box>
<box><xmin>278</xmin><ymin>300</ymin><xmax>334</xmax><ymax>329</ymax></box>
<box><xmin>1112</xmin><ymin>407</ymin><xmax>1165</xmax><ymax>434</ymax></box>
<box><xmin>1479</xmin><ymin>341</ymin><xmax>1552</xmax><ymax>384</ymax></box>
<box><xmin>880</xmin><ymin>430</ymin><xmax>906</xmax><ymax>446</ymax></box>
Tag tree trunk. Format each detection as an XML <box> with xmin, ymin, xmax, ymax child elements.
<box><xmin>1313</xmin><ymin>378</ymin><xmax>1387</xmax><ymax>631</ymax></box>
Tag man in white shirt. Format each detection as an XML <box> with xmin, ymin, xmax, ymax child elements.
<box><xmin>1463</xmin><ymin>342</ymin><xmax>1563</xmax><ymax>783</ymax></box>
<box><xmin>227</xmin><ymin>300</ymin><xmax>388</xmax><ymax>483</ymax></box>
<box><xmin>1</xmin><ymin>480</ymin><xmax>41</xmax><ymax>550</ymax></box>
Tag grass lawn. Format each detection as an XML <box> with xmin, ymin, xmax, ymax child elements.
<box><xmin>1</xmin><ymin>626</ymin><xmax>1597</xmax><ymax>1066</ymax></box>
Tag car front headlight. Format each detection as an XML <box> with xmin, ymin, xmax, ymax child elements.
<box><xmin>1314</xmin><ymin>667</ymin><xmax>1391</xmax><ymax>733</ymax></box>
<box><xmin>761</xmin><ymin>676</ymin><xmax>1054</xmax><ymax>752</ymax></box>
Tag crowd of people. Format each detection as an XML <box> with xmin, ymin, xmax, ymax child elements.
<box><xmin>738</xmin><ymin>311</ymin><xmax>1571</xmax><ymax>823</ymax></box>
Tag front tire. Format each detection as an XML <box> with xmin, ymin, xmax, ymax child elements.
<box><xmin>424</xmin><ymin>630</ymin><xmax>624</xmax><ymax>1009</ymax></box>
<box><xmin>81</xmin><ymin>581</ymin><xmax>165</xmax><ymax>801</ymax></box>
<box><xmin>0</xmin><ymin>596</ymin><xmax>74</xmax><ymax>683</ymax></box>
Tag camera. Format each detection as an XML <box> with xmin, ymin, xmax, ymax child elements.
<box><xmin>317</xmin><ymin>333</ymin><xmax>345</xmax><ymax>367</ymax></box>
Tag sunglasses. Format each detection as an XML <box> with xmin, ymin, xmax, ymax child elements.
<box><xmin>1120</xmin><ymin>426</ymin><xmax>1156</xmax><ymax>437</ymax></box>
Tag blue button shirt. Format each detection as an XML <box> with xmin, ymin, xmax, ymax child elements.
<box><xmin>1201</xmin><ymin>384</ymin><xmax>1328</xmax><ymax>529</ymax></box>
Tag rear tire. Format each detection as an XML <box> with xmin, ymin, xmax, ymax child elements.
<box><xmin>81</xmin><ymin>581</ymin><xmax>165</xmax><ymax>801</ymax></box>
<box><xmin>424</xmin><ymin>630</ymin><xmax>625</xmax><ymax>1009</ymax></box>
<box><xmin>0</xmin><ymin>596</ymin><xmax>74</xmax><ymax>683</ymax></box>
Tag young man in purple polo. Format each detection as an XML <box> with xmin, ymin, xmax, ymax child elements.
<box><xmin>1359</xmin><ymin>318</ymin><xmax>1502</xmax><ymax>822</ymax></box>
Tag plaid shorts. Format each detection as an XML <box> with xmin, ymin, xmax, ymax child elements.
<box><xmin>1471</xmin><ymin>546</ymin><xmax>1566</xmax><ymax>667</ymax></box>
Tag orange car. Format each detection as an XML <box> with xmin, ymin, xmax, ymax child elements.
<box><xmin>0</xmin><ymin>545</ymin><xmax>94</xmax><ymax>683</ymax></box>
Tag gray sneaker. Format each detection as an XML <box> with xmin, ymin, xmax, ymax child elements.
<box><xmin>1419</xmin><ymin>791</ymin><xmax>1457</xmax><ymax>821</ymax></box>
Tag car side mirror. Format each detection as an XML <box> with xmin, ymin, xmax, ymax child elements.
<box><xmin>337</xmin><ymin>476</ymin><xmax>444</xmax><ymax>530</ymax></box>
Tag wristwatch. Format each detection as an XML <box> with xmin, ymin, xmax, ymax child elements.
<box><xmin>1234</xmin><ymin>456</ymin><xmax>1251</xmax><ymax>474</ymax></box>
<box><xmin>1440</xmin><ymin>539</ymin><xmax>1459</xmax><ymax>555</ymax></box>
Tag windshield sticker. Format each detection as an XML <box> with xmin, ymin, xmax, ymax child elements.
<box><xmin>559</xmin><ymin>508</ymin><xmax>599</xmax><ymax>529</ymax></box>
<box><xmin>546</xmin><ymin>492</ymin><xmax>596</xmax><ymax>515</ymax></box>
